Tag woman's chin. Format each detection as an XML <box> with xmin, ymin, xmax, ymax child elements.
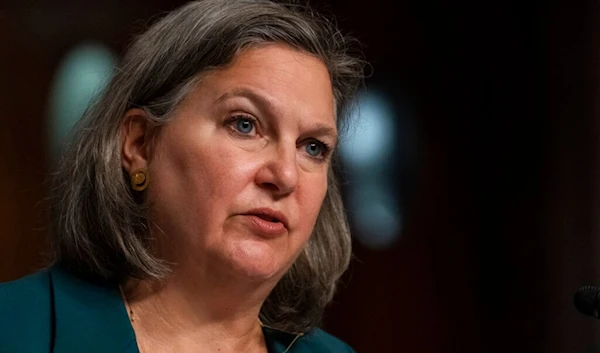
<box><xmin>225</xmin><ymin>240</ymin><xmax>286</xmax><ymax>282</ymax></box>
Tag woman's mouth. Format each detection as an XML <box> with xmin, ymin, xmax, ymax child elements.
<box><xmin>241</xmin><ymin>208</ymin><xmax>289</xmax><ymax>237</ymax></box>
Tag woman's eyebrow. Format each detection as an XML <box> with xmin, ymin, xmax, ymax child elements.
<box><xmin>214</xmin><ymin>87</ymin><xmax>274</xmax><ymax>111</ymax></box>
<box><xmin>216</xmin><ymin>87</ymin><xmax>337</xmax><ymax>144</ymax></box>
<box><xmin>308</xmin><ymin>123</ymin><xmax>338</xmax><ymax>147</ymax></box>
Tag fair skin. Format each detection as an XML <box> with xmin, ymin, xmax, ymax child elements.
<box><xmin>120</xmin><ymin>44</ymin><xmax>336</xmax><ymax>352</ymax></box>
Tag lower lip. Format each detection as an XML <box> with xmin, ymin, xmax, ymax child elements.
<box><xmin>242</xmin><ymin>215</ymin><xmax>287</xmax><ymax>237</ymax></box>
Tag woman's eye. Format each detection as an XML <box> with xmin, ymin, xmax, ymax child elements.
<box><xmin>305</xmin><ymin>141</ymin><xmax>324</xmax><ymax>157</ymax></box>
<box><xmin>235</xmin><ymin>118</ymin><xmax>255</xmax><ymax>134</ymax></box>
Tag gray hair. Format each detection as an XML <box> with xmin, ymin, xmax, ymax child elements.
<box><xmin>50</xmin><ymin>0</ymin><xmax>364</xmax><ymax>333</ymax></box>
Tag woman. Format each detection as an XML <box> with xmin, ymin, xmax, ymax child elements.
<box><xmin>0</xmin><ymin>0</ymin><xmax>364</xmax><ymax>352</ymax></box>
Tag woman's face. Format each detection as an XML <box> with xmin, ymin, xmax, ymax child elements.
<box><xmin>146</xmin><ymin>44</ymin><xmax>336</xmax><ymax>282</ymax></box>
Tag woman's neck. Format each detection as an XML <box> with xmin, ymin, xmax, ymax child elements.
<box><xmin>120</xmin><ymin>267</ymin><xmax>272</xmax><ymax>353</ymax></box>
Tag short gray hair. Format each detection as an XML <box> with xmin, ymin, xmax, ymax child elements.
<box><xmin>50</xmin><ymin>0</ymin><xmax>365</xmax><ymax>333</ymax></box>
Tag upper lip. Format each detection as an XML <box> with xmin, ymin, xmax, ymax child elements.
<box><xmin>244</xmin><ymin>208</ymin><xmax>289</xmax><ymax>229</ymax></box>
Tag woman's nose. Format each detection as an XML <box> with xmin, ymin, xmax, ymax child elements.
<box><xmin>254</xmin><ymin>144</ymin><xmax>298</xmax><ymax>197</ymax></box>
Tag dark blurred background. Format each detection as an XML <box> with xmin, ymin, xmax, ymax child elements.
<box><xmin>3</xmin><ymin>0</ymin><xmax>600</xmax><ymax>352</ymax></box>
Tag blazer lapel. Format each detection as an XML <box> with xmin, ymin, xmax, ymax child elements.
<box><xmin>49</xmin><ymin>267</ymin><xmax>138</xmax><ymax>353</ymax></box>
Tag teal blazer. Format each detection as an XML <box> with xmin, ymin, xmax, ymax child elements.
<box><xmin>0</xmin><ymin>267</ymin><xmax>354</xmax><ymax>353</ymax></box>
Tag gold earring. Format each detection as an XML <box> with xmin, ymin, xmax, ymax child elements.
<box><xmin>130</xmin><ymin>168</ymin><xmax>149</xmax><ymax>191</ymax></box>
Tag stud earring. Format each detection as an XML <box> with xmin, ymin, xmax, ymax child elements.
<box><xmin>130</xmin><ymin>168</ymin><xmax>149</xmax><ymax>191</ymax></box>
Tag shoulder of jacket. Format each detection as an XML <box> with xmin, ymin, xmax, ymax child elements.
<box><xmin>0</xmin><ymin>268</ymin><xmax>51</xmax><ymax>295</ymax></box>
<box><xmin>0</xmin><ymin>269</ymin><xmax>53</xmax><ymax>353</ymax></box>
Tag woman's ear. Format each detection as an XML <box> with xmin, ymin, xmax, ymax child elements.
<box><xmin>121</xmin><ymin>108</ymin><xmax>150</xmax><ymax>174</ymax></box>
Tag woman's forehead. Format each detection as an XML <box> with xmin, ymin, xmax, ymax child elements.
<box><xmin>185</xmin><ymin>44</ymin><xmax>336</xmax><ymax>124</ymax></box>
